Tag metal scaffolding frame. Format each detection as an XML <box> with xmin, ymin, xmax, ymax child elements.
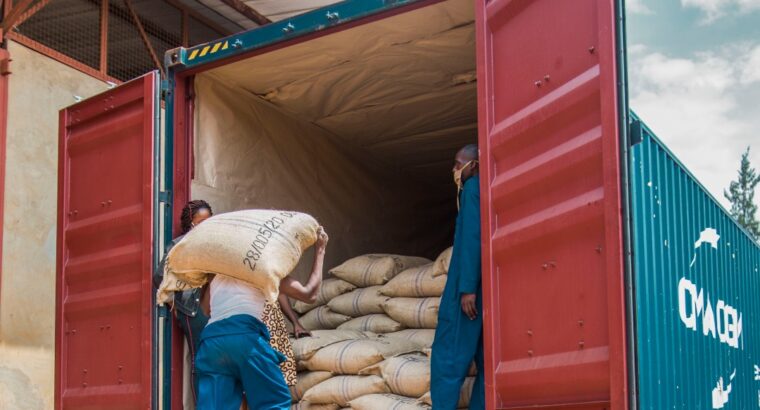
<box><xmin>0</xmin><ymin>0</ymin><xmax>242</xmax><ymax>82</ymax></box>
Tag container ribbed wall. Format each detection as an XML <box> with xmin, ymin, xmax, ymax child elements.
<box><xmin>630</xmin><ymin>117</ymin><xmax>760</xmax><ymax>409</ymax></box>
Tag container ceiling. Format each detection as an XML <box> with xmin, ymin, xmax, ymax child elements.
<box><xmin>185</xmin><ymin>0</ymin><xmax>344</xmax><ymax>31</ymax></box>
<box><xmin>204</xmin><ymin>0</ymin><xmax>477</xmax><ymax>187</ymax></box>
<box><xmin>240</xmin><ymin>0</ymin><xmax>344</xmax><ymax>21</ymax></box>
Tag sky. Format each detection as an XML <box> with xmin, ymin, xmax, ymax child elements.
<box><xmin>626</xmin><ymin>0</ymin><xmax>760</xmax><ymax>211</ymax></box>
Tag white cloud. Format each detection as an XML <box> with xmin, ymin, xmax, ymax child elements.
<box><xmin>628</xmin><ymin>0</ymin><xmax>654</xmax><ymax>14</ymax></box>
<box><xmin>681</xmin><ymin>0</ymin><xmax>760</xmax><ymax>22</ymax></box>
<box><xmin>737</xmin><ymin>0</ymin><xmax>760</xmax><ymax>11</ymax></box>
<box><xmin>740</xmin><ymin>44</ymin><xmax>760</xmax><ymax>83</ymax></box>
<box><xmin>629</xmin><ymin>45</ymin><xmax>760</xmax><ymax>209</ymax></box>
<box><xmin>682</xmin><ymin>0</ymin><xmax>731</xmax><ymax>21</ymax></box>
<box><xmin>629</xmin><ymin>44</ymin><xmax>649</xmax><ymax>54</ymax></box>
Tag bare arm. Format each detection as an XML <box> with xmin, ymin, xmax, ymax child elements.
<box><xmin>278</xmin><ymin>293</ymin><xmax>298</xmax><ymax>323</ymax></box>
<box><xmin>278</xmin><ymin>293</ymin><xmax>311</xmax><ymax>338</ymax></box>
<box><xmin>279</xmin><ymin>227</ymin><xmax>328</xmax><ymax>304</ymax></box>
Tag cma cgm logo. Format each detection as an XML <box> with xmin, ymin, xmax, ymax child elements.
<box><xmin>679</xmin><ymin>277</ymin><xmax>743</xmax><ymax>349</ymax></box>
<box><xmin>677</xmin><ymin>228</ymin><xmax>744</xmax><ymax>350</ymax></box>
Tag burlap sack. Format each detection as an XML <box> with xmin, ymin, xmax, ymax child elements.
<box><xmin>290</xmin><ymin>403</ymin><xmax>340</xmax><ymax>410</ymax></box>
<box><xmin>349</xmin><ymin>394</ymin><xmax>431</xmax><ymax>410</ymax></box>
<box><xmin>385</xmin><ymin>329</ymin><xmax>435</xmax><ymax>348</ymax></box>
<box><xmin>157</xmin><ymin>210</ymin><xmax>319</xmax><ymax>303</ymax></box>
<box><xmin>383</xmin><ymin>298</ymin><xmax>440</xmax><ymax>329</ymax></box>
<box><xmin>293</xmin><ymin>279</ymin><xmax>357</xmax><ymax>314</ymax></box>
<box><xmin>292</xmin><ymin>330</ymin><xmax>369</xmax><ymax>362</ymax></box>
<box><xmin>327</xmin><ymin>286</ymin><xmax>389</xmax><ymax>317</ymax></box>
<box><xmin>290</xmin><ymin>371</ymin><xmax>333</xmax><ymax>402</ymax></box>
<box><xmin>337</xmin><ymin>314</ymin><xmax>403</xmax><ymax>334</ymax></box>
<box><xmin>301</xmin><ymin>338</ymin><xmax>421</xmax><ymax>374</ymax></box>
<box><xmin>359</xmin><ymin>354</ymin><xmax>430</xmax><ymax>397</ymax></box>
<box><xmin>418</xmin><ymin>377</ymin><xmax>473</xmax><ymax>408</ymax></box>
<box><xmin>432</xmin><ymin>247</ymin><xmax>453</xmax><ymax>277</ymax></box>
<box><xmin>300</xmin><ymin>306</ymin><xmax>352</xmax><ymax>330</ymax></box>
<box><xmin>380</xmin><ymin>264</ymin><xmax>446</xmax><ymax>298</ymax></box>
<box><xmin>302</xmin><ymin>375</ymin><xmax>389</xmax><ymax>406</ymax></box>
<box><xmin>330</xmin><ymin>254</ymin><xmax>431</xmax><ymax>287</ymax></box>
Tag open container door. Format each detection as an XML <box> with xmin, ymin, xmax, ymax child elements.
<box><xmin>476</xmin><ymin>1</ymin><xmax>628</xmax><ymax>409</ymax></box>
<box><xmin>56</xmin><ymin>72</ymin><xmax>159</xmax><ymax>409</ymax></box>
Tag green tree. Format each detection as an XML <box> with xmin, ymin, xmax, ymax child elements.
<box><xmin>724</xmin><ymin>147</ymin><xmax>760</xmax><ymax>240</ymax></box>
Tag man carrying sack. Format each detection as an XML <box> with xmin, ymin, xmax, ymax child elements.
<box><xmin>157</xmin><ymin>210</ymin><xmax>328</xmax><ymax>409</ymax></box>
<box><xmin>195</xmin><ymin>227</ymin><xmax>328</xmax><ymax>410</ymax></box>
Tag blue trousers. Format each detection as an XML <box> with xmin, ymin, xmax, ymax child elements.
<box><xmin>195</xmin><ymin>314</ymin><xmax>291</xmax><ymax>410</ymax></box>
<box><xmin>431</xmin><ymin>291</ymin><xmax>485</xmax><ymax>410</ymax></box>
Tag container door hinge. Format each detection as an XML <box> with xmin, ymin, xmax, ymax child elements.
<box><xmin>160</xmin><ymin>80</ymin><xmax>171</xmax><ymax>100</ymax></box>
<box><xmin>158</xmin><ymin>191</ymin><xmax>172</xmax><ymax>205</ymax></box>
<box><xmin>629</xmin><ymin>118</ymin><xmax>643</xmax><ymax>146</ymax></box>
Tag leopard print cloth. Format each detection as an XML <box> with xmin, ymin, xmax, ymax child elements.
<box><xmin>260</xmin><ymin>302</ymin><xmax>297</xmax><ymax>386</ymax></box>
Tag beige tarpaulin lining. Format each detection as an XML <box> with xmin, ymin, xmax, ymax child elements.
<box><xmin>191</xmin><ymin>0</ymin><xmax>475</xmax><ymax>279</ymax></box>
<box><xmin>192</xmin><ymin>75</ymin><xmax>452</xmax><ymax>279</ymax></box>
<box><xmin>204</xmin><ymin>0</ymin><xmax>476</xmax><ymax>186</ymax></box>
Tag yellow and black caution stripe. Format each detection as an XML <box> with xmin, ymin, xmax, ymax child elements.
<box><xmin>188</xmin><ymin>40</ymin><xmax>230</xmax><ymax>61</ymax></box>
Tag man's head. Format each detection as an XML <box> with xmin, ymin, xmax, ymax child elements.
<box><xmin>453</xmin><ymin>144</ymin><xmax>479</xmax><ymax>186</ymax></box>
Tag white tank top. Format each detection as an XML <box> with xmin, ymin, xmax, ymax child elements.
<box><xmin>207</xmin><ymin>275</ymin><xmax>267</xmax><ymax>325</ymax></box>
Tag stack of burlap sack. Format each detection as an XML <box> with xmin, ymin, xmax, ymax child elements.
<box><xmin>289</xmin><ymin>249</ymin><xmax>476</xmax><ymax>409</ymax></box>
<box><xmin>154</xmin><ymin>210</ymin><xmax>473</xmax><ymax>409</ymax></box>
<box><xmin>294</xmin><ymin>253</ymin><xmax>439</xmax><ymax>334</ymax></box>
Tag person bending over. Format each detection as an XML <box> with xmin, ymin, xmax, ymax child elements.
<box><xmin>195</xmin><ymin>227</ymin><xmax>329</xmax><ymax>410</ymax></box>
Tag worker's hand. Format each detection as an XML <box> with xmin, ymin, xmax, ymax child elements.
<box><xmin>316</xmin><ymin>227</ymin><xmax>329</xmax><ymax>249</ymax></box>
<box><xmin>461</xmin><ymin>293</ymin><xmax>478</xmax><ymax>320</ymax></box>
<box><xmin>294</xmin><ymin>324</ymin><xmax>312</xmax><ymax>339</ymax></box>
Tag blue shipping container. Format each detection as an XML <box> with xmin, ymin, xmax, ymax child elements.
<box><xmin>629</xmin><ymin>115</ymin><xmax>760</xmax><ymax>409</ymax></box>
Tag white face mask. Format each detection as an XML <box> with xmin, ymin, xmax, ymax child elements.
<box><xmin>453</xmin><ymin>160</ymin><xmax>476</xmax><ymax>209</ymax></box>
<box><xmin>453</xmin><ymin>160</ymin><xmax>475</xmax><ymax>189</ymax></box>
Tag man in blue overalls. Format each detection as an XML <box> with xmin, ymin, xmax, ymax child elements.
<box><xmin>431</xmin><ymin>144</ymin><xmax>485</xmax><ymax>409</ymax></box>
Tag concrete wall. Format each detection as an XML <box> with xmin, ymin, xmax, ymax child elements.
<box><xmin>0</xmin><ymin>41</ymin><xmax>109</xmax><ymax>410</ymax></box>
